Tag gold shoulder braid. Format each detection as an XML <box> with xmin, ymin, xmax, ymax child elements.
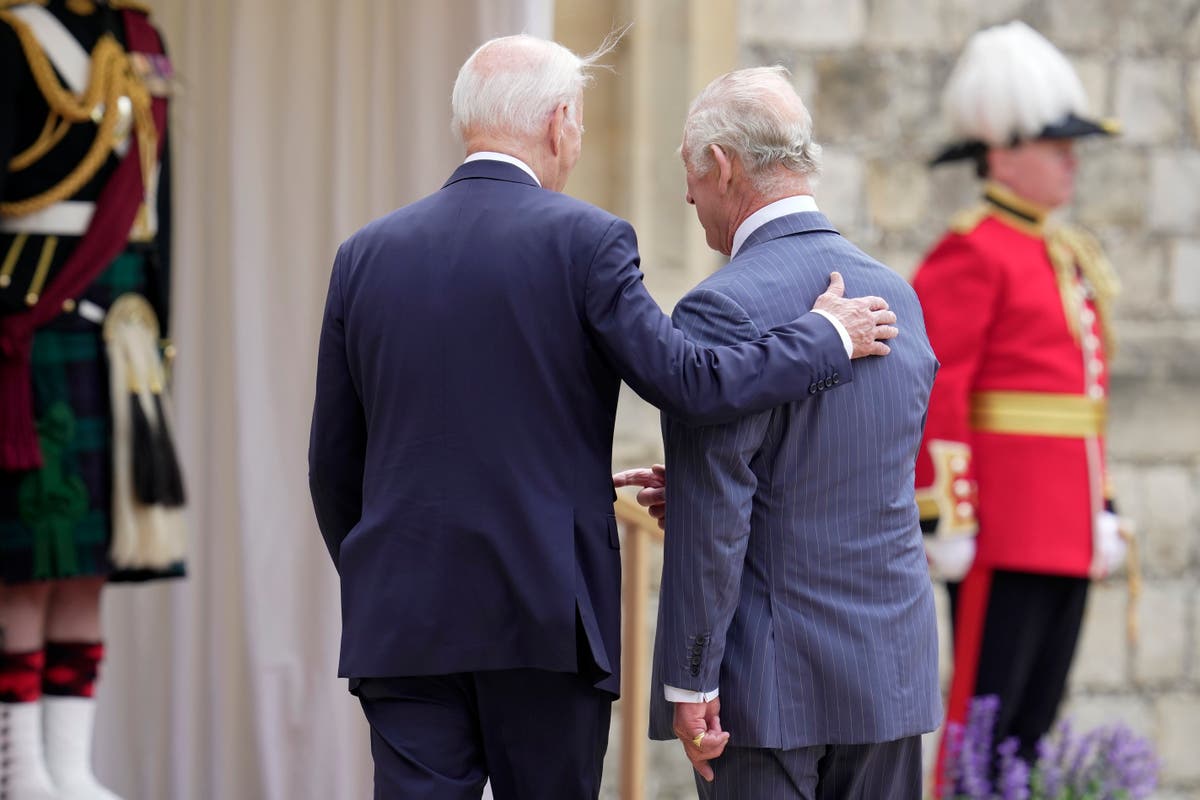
<box><xmin>0</xmin><ymin>9</ymin><xmax>157</xmax><ymax>218</ymax></box>
<box><xmin>1045</xmin><ymin>223</ymin><xmax>1120</xmax><ymax>355</ymax></box>
<box><xmin>109</xmin><ymin>0</ymin><xmax>152</xmax><ymax>12</ymax></box>
<box><xmin>948</xmin><ymin>204</ymin><xmax>990</xmax><ymax>235</ymax></box>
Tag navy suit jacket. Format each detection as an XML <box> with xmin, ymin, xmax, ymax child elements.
<box><xmin>308</xmin><ymin>162</ymin><xmax>851</xmax><ymax>696</ymax></box>
<box><xmin>649</xmin><ymin>211</ymin><xmax>942</xmax><ymax>745</ymax></box>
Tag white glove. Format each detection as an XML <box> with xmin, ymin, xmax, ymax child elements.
<box><xmin>925</xmin><ymin>536</ymin><xmax>975</xmax><ymax>582</ymax></box>
<box><xmin>1090</xmin><ymin>510</ymin><xmax>1129</xmax><ymax>579</ymax></box>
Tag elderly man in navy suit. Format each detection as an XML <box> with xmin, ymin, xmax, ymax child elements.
<box><xmin>649</xmin><ymin>67</ymin><xmax>942</xmax><ymax>799</ymax></box>
<box><xmin>309</xmin><ymin>34</ymin><xmax>903</xmax><ymax>800</ymax></box>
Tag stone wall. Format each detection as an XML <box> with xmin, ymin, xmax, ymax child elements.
<box><xmin>603</xmin><ymin>0</ymin><xmax>1200</xmax><ymax>796</ymax></box>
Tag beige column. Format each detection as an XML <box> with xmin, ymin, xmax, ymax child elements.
<box><xmin>555</xmin><ymin>6</ymin><xmax>737</xmax><ymax>799</ymax></box>
<box><xmin>556</xmin><ymin>0</ymin><xmax>736</xmax><ymax>311</ymax></box>
<box><xmin>685</xmin><ymin>0</ymin><xmax>739</xmax><ymax>284</ymax></box>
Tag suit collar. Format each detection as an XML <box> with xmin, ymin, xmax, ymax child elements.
<box><xmin>442</xmin><ymin>159</ymin><xmax>542</xmax><ymax>190</ymax></box>
<box><xmin>736</xmin><ymin>211</ymin><xmax>840</xmax><ymax>257</ymax></box>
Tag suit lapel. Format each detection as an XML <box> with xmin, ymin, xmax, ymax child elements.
<box><xmin>738</xmin><ymin>212</ymin><xmax>840</xmax><ymax>256</ymax></box>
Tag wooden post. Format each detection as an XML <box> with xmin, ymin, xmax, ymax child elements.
<box><xmin>619</xmin><ymin>503</ymin><xmax>649</xmax><ymax>800</ymax></box>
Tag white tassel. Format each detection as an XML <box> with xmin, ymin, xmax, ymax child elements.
<box><xmin>106</xmin><ymin>298</ymin><xmax>187</xmax><ymax>570</ymax></box>
<box><xmin>106</xmin><ymin>330</ymin><xmax>140</xmax><ymax>569</ymax></box>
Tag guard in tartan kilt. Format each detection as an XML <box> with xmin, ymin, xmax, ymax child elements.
<box><xmin>911</xmin><ymin>22</ymin><xmax>1132</xmax><ymax>794</ymax></box>
<box><xmin>0</xmin><ymin>2</ymin><xmax>183</xmax><ymax>798</ymax></box>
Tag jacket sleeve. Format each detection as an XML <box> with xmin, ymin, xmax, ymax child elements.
<box><xmin>654</xmin><ymin>289</ymin><xmax>771</xmax><ymax>693</ymax></box>
<box><xmin>583</xmin><ymin>218</ymin><xmax>850</xmax><ymax>427</ymax></box>
<box><xmin>308</xmin><ymin>246</ymin><xmax>367</xmax><ymax>569</ymax></box>
<box><xmin>911</xmin><ymin>233</ymin><xmax>1003</xmax><ymax>542</ymax></box>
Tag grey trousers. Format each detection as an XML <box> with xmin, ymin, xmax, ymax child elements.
<box><xmin>694</xmin><ymin>735</ymin><xmax>922</xmax><ymax>800</ymax></box>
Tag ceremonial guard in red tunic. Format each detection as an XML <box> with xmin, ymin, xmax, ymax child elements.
<box><xmin>911</xmin><ymin>21</ymin><xmax>1129</xmax><ymax>788</ymax></box>
<box><xmin>0</xmin><ymin>2</ymin><xmax>182</xmax><ymax>797</ymax></box>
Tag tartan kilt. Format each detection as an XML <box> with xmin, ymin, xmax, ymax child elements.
<box><xmin>0</xmin><ymin>247</ymin><xmax>185</xmax><ymax>585</ymax></box>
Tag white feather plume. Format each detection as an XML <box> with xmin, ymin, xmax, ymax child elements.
<box><xmin>943</xmin><ymin>21</ymin><xmax>1088</xmax><ymax>146</ymax></box>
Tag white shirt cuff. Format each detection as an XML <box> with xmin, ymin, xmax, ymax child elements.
<box><xmin>664</xmin><ymin>685</ymin><xmax>720</xmax><ymax>703</ymax></box>
<box><xmin>811</xmin><ymin>309</ymin><xmax>853</xmax><ymax>359</ymax></box>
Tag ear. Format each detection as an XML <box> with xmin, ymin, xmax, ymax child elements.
<box><xmin>548</xmin><ymin>104</ymin><xmax>568</xmax><ymax>158</ymax></box>
<box><xmin>710</xmin><ymin>144</ymin><xmax>734</xmax><ymax>194</ymax></box>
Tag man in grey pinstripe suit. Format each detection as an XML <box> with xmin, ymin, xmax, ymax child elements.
<box><xmin>649</xmin><ymin>68</ymin><xmax>942</xmax><ymax>799</ymax></box>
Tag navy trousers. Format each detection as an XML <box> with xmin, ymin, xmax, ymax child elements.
<box><xmin>355</xmin><ymin>667</ymin><xmax>612</xmax><ymax>800</ymax></box>
<box><xmin>695</xmin><ymin>736</ymin><xmax>923</xmax><ymax>800</ymax></box>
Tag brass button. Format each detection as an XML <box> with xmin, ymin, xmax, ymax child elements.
<box><xmin>62</xmin><ymin>298</ymin><xmax>77</xmax><ymax>313</ymax></box>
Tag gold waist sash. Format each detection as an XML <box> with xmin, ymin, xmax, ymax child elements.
<box><xmin>970</xmin><ymin>391</ymin><xmax>1106</xmax><ymax>438</ymax></box>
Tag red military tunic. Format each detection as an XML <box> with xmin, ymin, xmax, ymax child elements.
<box><xmin>912</xmin><ymin>182</ymin><xmax>1117</xmax><ymax>578</ymax></box>
<box><xmin>913</xmin><ymin>182</ymin><xmax>1121</xmax><ymax>793</ymax></box>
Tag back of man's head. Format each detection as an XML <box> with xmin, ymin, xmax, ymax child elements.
<box><xmin>683</xmin><ymin>66</ymin><xmax>821</xmax><ymax>196</ymax></box>
<box><xmin>451</xmin><ymin>35</ymin><xmax>593</xmax><ymax>144</ymax></box>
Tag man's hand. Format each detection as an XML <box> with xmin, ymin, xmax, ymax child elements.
<box><xmin>673</xmin><ymin>699</ymin><xmax>730</xmax><ymax>783</ymax></box>
<box><xmin>613</xmin><ymin>464</ymin><xmax>666</xmax><ymax>530</ymax></box>
<box><xmin>813</xmin><ymin>271</ymin><xmax>898</xmax><ymax>358</ymax></box>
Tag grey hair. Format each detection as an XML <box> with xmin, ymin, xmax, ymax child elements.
<box><xmin>451</xmin><ymin>29</ymin><xmax>624</xmax><ymax>141</ymax></box>
<box><xmin>682</xmin><ymin>66</ymin><xmax>822</xmax><ymax>193</ymax></box>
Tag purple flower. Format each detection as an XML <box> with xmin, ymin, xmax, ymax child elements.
<box><xmin>996</xmin><ymin>737</ymin><xmax>1030</xmax><ymax>800</ymax></box>
<box><xmin>1066</xmin><ymin>726</ymin><xmax>1100</xmax><ymax>786</ymax></box>
<box><xmin>1091</xmin><ymin>725</ymin><xmax>1158</xmax><ymax>799</ymax></box>
<box><xmin>943</xmin><ymin>721</ymin><xmax>966</xmax><ymax>787</ymax></box>
<box><xmin>959</xmin><ymin>695</ymin><xmax>1000</xmax><ymax>799</ymax></box>
<box><xmin>1033</xmin><ymin>720</ymin><xmax>1070</xmax><ymax>798</ymax></box>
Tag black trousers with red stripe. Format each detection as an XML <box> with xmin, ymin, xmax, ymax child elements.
<box><xmin>947</xmin><ymin>570</ymin><xmax>1089</xmax><ymax>763</ymax></box>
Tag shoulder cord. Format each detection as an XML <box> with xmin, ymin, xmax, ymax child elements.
<box><xmin>0</xmin><ymin>8</ymin><xmax>156</xmax><ymax>218</ymax></box>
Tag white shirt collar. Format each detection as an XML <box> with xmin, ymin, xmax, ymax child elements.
<box><xmin>463</xmin><ymin>152</ymin><xmax>541</xmax><ymax>186</ymax></box>
<box><xmin>730</xmin><ymin>195</ymin><xmax>819</xmax><ymax>258</ymax></box>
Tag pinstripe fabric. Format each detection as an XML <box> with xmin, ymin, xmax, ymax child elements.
<box><xmin>649</xmin><ymin>212</ymin><xmax>942</xmax><ymax>755</ymax></box>
<box><xmin>694</xmin><ymin>736</ymin><xmax>922</xmax><ymax>799</ymax></box>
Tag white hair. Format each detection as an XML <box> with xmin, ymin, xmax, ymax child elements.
<box><xmin>451</xmin><ymin>31</ymin><xmax>622</xmax><ymax>142</ymax></box>
<box><xmin>682</xmin><ymin>66</ymin><xmax>822</xmax><ymax>194</ymax></box>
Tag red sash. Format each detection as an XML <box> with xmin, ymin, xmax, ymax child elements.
<box><xmin>0</xmin><ymin>9</ymin><xmax>168</xmax><ymax>470</ymax></box>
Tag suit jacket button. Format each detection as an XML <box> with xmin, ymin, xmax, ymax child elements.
<box><xmin>808</xmin><ymin>383</ymin><xmax>818</xmax><ymax>395</ymax></box>
<box><xmin>690</xmin><ymin>666</ymin><xmax>700</xmax><ymax>676</ymax></box>
<box><xmin>832</xmin><ymin>372</ymin><xmax>840</xmax><ymax>385</ymax></box>
<box><xmin>817</xmin><ymin>379</ymin><xmax>826</xmax><ymax>390</ymax></box>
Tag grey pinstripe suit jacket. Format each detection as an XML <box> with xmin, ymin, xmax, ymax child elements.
<box><xmin>649</xmin><ymin>211</ymin><xmax>942</xmax><ymax>749</ymax></box>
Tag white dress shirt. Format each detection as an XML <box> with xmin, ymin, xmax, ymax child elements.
<box><xmin>664</xmin><ymin>195</ymin><xmax>853</xmax><ymax>705</ymax></box>
<box><xmin>463</xmin><ymin>151</ymin><xmax>541</xmax><ymax>186</ymax></box>
<box><xmin>731</xmin><ymin>195</ymin><xmax>853</xmax><ymax>359</ymax></box>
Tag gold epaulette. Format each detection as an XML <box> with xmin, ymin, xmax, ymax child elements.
<box><xmin>948</xmin><ymin>204</ymin><xmax>990</xmax><ymax>235</ymax></box>
<box><xmin>1046</xmin><ymin>222</ymin><xmax>1121</xmax><ymax>353</ymax></box>
<box><xmin>109</xmin><ymin>0</ymin><xmax>152</xmax><ymax>13</ymax></box>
